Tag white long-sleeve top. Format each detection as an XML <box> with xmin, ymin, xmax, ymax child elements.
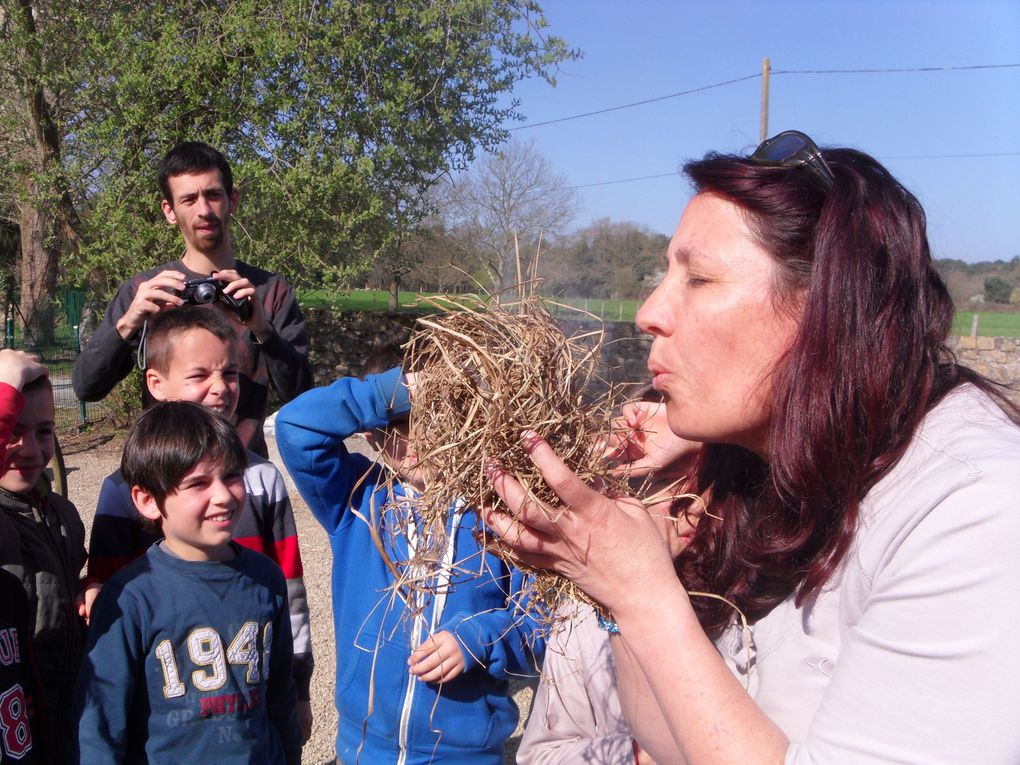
<box><xmin>716</xmin><ymin>384</ymin><xmax>1020</xmax><ymax>764</ymax></box>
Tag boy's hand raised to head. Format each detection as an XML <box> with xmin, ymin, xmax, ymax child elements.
<box><xmin>606</xmin><ymin>400</ymin><xmax>700</xmax><ymax>480</ymax></box>
<box><xmin>408</xmin><ymin>630</ymin><xmax>466</xmax><ymax>684</ymax></box>
<box><xmin>0</xmin><ymin>349</ymin><xmax>47</xmax><ymax>390</ymax></box>
<box><xmin>402</xmin><ymin>371</ymin><xmax>418</xmax><ymax>400</ymax></box>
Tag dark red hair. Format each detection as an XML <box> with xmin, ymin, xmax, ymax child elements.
<box><xmin>675</xmin><ymin>147</ymin><xmax>1015</xmax><ymax>636</ymax></box>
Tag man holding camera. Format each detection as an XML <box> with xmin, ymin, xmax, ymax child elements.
<box><xmin>72</xmin><ymin>142</ymin><xmax>313</xmax><ymax>456</ymax></box>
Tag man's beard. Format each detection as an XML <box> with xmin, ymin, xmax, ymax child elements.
<box><xmin>192</xmin><ymin>218</ymin><xmax>226</xmax><ymax>252</ymax></box>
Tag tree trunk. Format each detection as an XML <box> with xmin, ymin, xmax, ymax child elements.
<box><xmin>11</xmin><ymin>0</ymin><xmax>65</xmax><ymax>346</ymax></box>
<box><xmin>498</xmin><ymin>249</ymin><xmax>515</xmax><ymax>293</ymax></box>
<box><xmin>388</xmin><ymin>274</ymin><xmax>400</xmax><ymax>313</ymax></box>
<box><xmin>17</xmin><ymin>183</ymin><xmax>58</xmax><ymax>346</ymax></box>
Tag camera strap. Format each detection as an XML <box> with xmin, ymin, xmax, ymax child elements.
<box><xmin>136</xmin><ymin>319</ymin><xmax>149</xmax><ymax>371</ymax></box>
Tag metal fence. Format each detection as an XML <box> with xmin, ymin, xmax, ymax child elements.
<box><xmin>2</xmin><ymin>316</ymin><xmax>103</xmax><ymax>432</ymax></box>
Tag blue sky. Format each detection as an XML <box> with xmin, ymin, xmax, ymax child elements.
<box><xmin>498</xmin><ymin>0</ymin><xmax>1020</xmax><ymax>263</ymax></box>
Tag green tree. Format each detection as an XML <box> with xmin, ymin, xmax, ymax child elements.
<box><xmin>984</xmin><ymin>276</ymin><xmax>1013</xmax><ymax>304</ymax></box>
<box><xmin>360</xmin><ymin>218</ymin><xmax>483</xmax><ymax>307</ymax></box>
<box><xmin>0</xmin><ymin>0</ymin><xmax>577</xmax><ymax>339</ymax></box>
<box><xmin>0</xmin><ymin>0</ymin><xmax>89</xmax><ymax>342</ymax></box>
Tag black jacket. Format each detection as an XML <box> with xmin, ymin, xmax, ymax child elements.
<box><xmin>0</xmin><ymin>479</ymin><xmax>86</xmax><ymax>755</ymax></box>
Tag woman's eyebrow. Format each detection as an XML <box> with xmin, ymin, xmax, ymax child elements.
<box><xmin>669</xmin><ymin>245</ymin><xmax>693</xmax><ymax>264</ymax></box>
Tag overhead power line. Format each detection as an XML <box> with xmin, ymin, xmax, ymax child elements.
<box><xmin>574</xmin><ymin>152</ymin><xmax>1020</xmax><ymax>190</ymax></box>
<box><xmin>774</xmin><ymin>63</ymin><xmax>1020</xmax><ymax>75</ymax></box>
<box><xmin>509</xmin><ymin>74</ymin><xmax>760</xmax><ymax>130</ymax></box>
<box><xmin>882</xmin><ymin>152</ymin><xmax>1020</xmax><ymax>160</ymax></box>
<box><xmin>511</xmin><ymin>63</ymin><xmax>1020</xmax><ymax>131</ymax></box>
<box><xmin>572</xmin><ymin>172</ymin><xmax>680</xmax><ymax>189</ymax></box>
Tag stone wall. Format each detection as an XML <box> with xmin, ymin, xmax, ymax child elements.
<box><xmin>946</xmin><ymin>335</ymin><xmax>1020</xmax><ymax>402</ymax></box>
<box><xmin>303</xmin><ymin>309</ymin><xmax>652</xmax><ymax>391</ymax></box>
<box><xmin>304</xmin><ymin>309</ymin><xmax>1020</xmax><ymax>403</ymax></box>
<box><xmin>303</xmin><ymin>308</ymin><xmax>418</xmax><ymax>381</ymax></box>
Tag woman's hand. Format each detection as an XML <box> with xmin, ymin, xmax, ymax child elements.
<box><xmin>485</xmin><ymin>431</ymin><xmax>680</xmax><ymax>615</ymax></box>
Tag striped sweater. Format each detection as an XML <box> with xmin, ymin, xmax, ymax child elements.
<box><xmin>85</xmin><ymin>452</ymin><xmax>313</xmax><ymax>698</ymax></box>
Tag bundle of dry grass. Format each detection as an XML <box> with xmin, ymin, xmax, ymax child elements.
<box><xmin>387</xmin><ymin>291</ymin><xmax>625</xmax><ymax>621</ymax></box>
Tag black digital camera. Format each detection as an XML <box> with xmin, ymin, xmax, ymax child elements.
<box><xmin>181</xmin><ymin>278</ymin><xmax>252</xmax><ymax>321</ymax></box>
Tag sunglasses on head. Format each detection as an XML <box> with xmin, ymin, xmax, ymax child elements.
<box><xmin>749</xmin><ymin>130</ymin><xmax>835</xmax><ymax>193</ymax></box>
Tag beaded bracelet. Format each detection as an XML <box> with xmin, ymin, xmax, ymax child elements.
<box><xmin>596</xmin><ymin>613</ymin><xmax>620</xmax><ymax>634</ymax></box>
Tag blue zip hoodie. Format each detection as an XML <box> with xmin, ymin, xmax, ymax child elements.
<box><xmin>276</xmin><ymin>368</ymin><xmax>544</xmax><ymax>764</ymax></box>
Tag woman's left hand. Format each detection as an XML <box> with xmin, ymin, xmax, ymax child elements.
<box><xmin>485</xmin><ymin>431</ymin><xmax>681</xmax><ymax>615</ymax></box>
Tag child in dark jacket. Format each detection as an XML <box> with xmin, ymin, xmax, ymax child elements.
<box><xmin>275</xmin><ymin>350</ymin><xmax>544</xmax><ymax>765</ymax></box>
<box><xmin>0</xmin><ymin>349</ymin><xmax>59</xmax><ymax>765</ymax></box>
<box><xmin>0</xmin><ymin>351</ymin><xmax>85</xmax><ymax>762</ymax></box>
<box><xmin>73</xmin><ymin>402</ymin><xmax>301</xmax><ymax>764</ymax></box>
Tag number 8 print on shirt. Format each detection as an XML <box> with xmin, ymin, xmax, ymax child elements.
<box><xmin>0</xmin><ymin>571</ymin><xmax>46</xmax><ymax>765</ymax></box>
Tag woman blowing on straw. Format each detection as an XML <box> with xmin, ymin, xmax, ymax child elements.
<box><xmin>485</xmin><ymin>131</ymin><xmax>1020</xmax><ymax>764</ymax></box>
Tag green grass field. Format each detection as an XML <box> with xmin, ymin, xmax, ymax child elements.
<box><xmin>301</xmin><ymin>291</ymin><xmax>1020</xmax><ymax>336</ymax></box>
<box><xmin>300</xmin><ymin>289</ymin><xmax>426</xmax><ymax>311</ymax></box>
<box><xmin>951</xmin><ymin>311</ymin><xmax>1020</xmax><ymax>338</ymax></box>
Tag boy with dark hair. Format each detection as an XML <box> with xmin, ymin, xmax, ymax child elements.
<box><xmin>83</xmin><ymin>306</ymin><xmax>314</xmax><ymax>738</ymax></box>
<box><xmin>276</xmin><ymin>347</ymin><xmax>544</xmax><ymax>765</ymax></box>
<box><xmin>72</xmin><ymin>140</ymin><xmax>312</xmax><ymax>457</ymax></box>
<box><xmin>74</xmin><ymin>402</ymin><xmax>301</xmax><ymax>764</ymax></box>
<box><xmin>0</xmin><ymin>354</ymin><xmax>86</xmax><ymax>762</ymax></box>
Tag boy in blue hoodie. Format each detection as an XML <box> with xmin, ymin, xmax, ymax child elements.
<box><xmin>276</xmin><ymin>349</ymin><xmax>543</xmax><ymax>765</ymax></box>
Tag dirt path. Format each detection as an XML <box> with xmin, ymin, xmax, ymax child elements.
<box><xmin>63</xmin><ymin>427</ymin><xmax>531</xmax><ymax>764</ymax></box>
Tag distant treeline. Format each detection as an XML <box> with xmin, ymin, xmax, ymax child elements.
<box><xmin>936</xmin><ymin>257</ymin><xmax>1020</xmax><ymax>308</ymax></box>
<box><xmin>359</xmin><ymin>219</ymin><xmax>670</xmax><ymax>303</ymax></box>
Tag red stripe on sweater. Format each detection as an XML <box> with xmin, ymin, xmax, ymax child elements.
<box><xmin>87</xmin><ymin>556</ymin><xmax>137</xmax><ymax>585</ymax></box>
<box><xmin>232</xmin><ymin>535</ymin><xmax>304</xmax><ymax>579</ymax></box>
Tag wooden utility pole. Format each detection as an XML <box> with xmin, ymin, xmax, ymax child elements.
<box><xmin>760</xmin><ymin>57</ymin><xmax>771</xmax><ymax>141</ymax></box>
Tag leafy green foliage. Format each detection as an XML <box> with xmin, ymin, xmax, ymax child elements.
<box><xmin>937</xmin><ymin>257</ymin><xmax>1020</xmax><ymax>307</ymax></box>
<box><xmin>101</xmin><ymin>366</ymin><xmax>145</xmax><ymax>430</ymax></box>
<box><xmin>983</xmin><ymin>276</ymin><xmax>1013</xmax><ymax>304</ymax></box>
<box><xmin>2</xmin><ymin>0</ymin><xmax>578</xmax><ymax>306</ymax></box>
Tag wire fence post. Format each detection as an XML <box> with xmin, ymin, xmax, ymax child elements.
<box><xmin>73</xmin><ymin>324</ymin><xmax>87</xmax><ymax>426</ymax></box>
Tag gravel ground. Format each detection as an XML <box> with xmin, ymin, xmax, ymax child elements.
<box><xmin>64</xmin><ymin>427</ymin><xmax>532</xmax><ymax>764</ymax></box>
